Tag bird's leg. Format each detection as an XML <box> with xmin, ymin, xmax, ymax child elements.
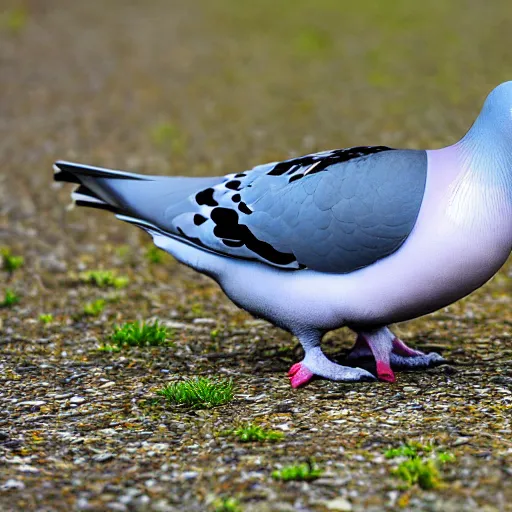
<box><xmin>344</xmin><ymin>332</ymin><xmax>373</xmax><ymax>359</ymax></box>
<box><xmin>346</xmin><ymin>326</ymin><xmax>445</xmax><ymax>381</ymax></box>
<box><xmin>349</xmin><ymin>328</ymin><xmax>396</xmax><ymax>382</ymax></box>
<box><xmin>288</xmin><ymin>330</ymin><xmax>375</xmax><ymax>388</ymax></box>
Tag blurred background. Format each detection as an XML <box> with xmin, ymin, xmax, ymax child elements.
<box><xmin>1</xmin><ymin>1</ymin><xmax>512</xmax><ymax>511</ymax></box>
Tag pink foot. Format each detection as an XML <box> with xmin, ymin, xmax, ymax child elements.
<box><xmin>376</xmin><ymin>361</ymin><xmax>396</xmax><ymax>383</ymax></box>
<box><xmin>288</xmin><ymin>362</ymin><xmax>314</xmax><ymax>388</ymax></box>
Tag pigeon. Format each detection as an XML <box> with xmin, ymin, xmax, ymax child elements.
<box><xmin>54</xmin><ymin>81</ymin><xmax>512</xmax><ymax>388</ymax></box>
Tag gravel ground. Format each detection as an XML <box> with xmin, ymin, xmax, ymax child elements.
<box><xmin>1</xmin><ymin>1</ymin><xmax>511</xmax><ymax>511</ymax></box>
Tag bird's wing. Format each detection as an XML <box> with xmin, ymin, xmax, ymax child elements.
<box><xmin>56</xmin><ymin>146</ymin><xmax>427</xmax><ymax>273</ymax></box>
<box><xmin>162</xmin><ymin>146</ymin><xmax>428</xmax><ymax>273</ymax></box>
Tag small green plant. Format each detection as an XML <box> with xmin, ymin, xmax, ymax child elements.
<box><xmin>385</xmin><ymin>442</ymin><xmax>455</xmax><ymax>490</ymax></box>
<box><xmin>79</xmin><ymin>270</ymin><xmax>129</xmax><ymax>289</ymax></box>
<box><xmin>145</xmin><ymin>245</ymin><xmax>164</xmax><ymax>264</ymax></box>
<box><xmin>212</xmin><ymin>497</ymin><xmax>242</xmax><ymax>512</ymax></box>
<box><xmin>436</xmin><ymin>451</ymin><xmax>456</xmax><ymax>464</ymax></box>
<box><xmin>393</xmin><ymin>457</ymin><xmax>440</xmax><ymax>490</ymax></box>
<box><xmin>0</xmin><ymin>7</ymin><xmax>28</xmax><ymax>34</ymax></box>
<box><xmin>39</xmin><ymin>314</ymin><xmax>54</xmax><ymax>324</ymax></box>
<box><xmin>1</xmin><ymin>248</ymin><xmax>24</xmax><ymax>274</ymax></box>
<box><xmin>190</xmin><ymin>302</ymin><xmax>204</xmax><ymax>317</ymax></box>
<box><xmin>157</xmin><ymin>376</ymin><xmax>234</xmax><ymax>409</ymax></box>
<box><xmin>1</xmin><ymin>289</ymin><xmax>20</xmax><ymax>308</ymax></box>
<box><xmin>233</xmin><ymin>423</ymin><xmax>284</xmax><ymax>443</ymax></box>
<box><xmin>110</xmin><ymin>320</ymin><xmax>173</xmax><ymax>347</ymax></box>
<box><xmin>384</xmin><ymin>442</ymin><xmax>432</xmax><ymax>459</ymax></box>
<box><xmin>97</xmin><ymin>343</ymin><xmax>121</xmax><ymax>353</ymax></box>
<box><xmin>210</xmin><ymin>328</ymin><xmax>220</xmax><ymax>340</ymax></box>
<box><xmin>83</xmin><ymin>299</ymin><xmax>106</xmax><ymax>317</ymax></box>
<box><xmin>271</xmin><ymin>460</ymin><xmax>323</xmax><ymax>482</ymax></box>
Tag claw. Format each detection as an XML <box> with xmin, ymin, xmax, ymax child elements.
<box><xmin>288</xmin><ymin>362</ymin><xmax>303</xmax><ymax>377</ymax></box>
<box><xmin>288</xmin><ymin>363</ymin><xmax>314</xmax><ymax>388</ymax></box>
<box><xmin>376</xmin><ymin>361</ymin><xmax>396</xmax><ymax>383</ymax></box>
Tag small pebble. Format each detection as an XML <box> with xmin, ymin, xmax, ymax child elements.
<box><xmin>106</xmin><ymin>503</ymin><xmax>127</xmax><ymax>512</ymax></box>
<box><xmin>17</xmin><ymin>465</ymin><xmax>40</xmax><ymax>474</ymax></box>
<box><xmin>323</xmin><ymin>497</ymin><xmax>353</xmax><ymax>511</ymax></box>
<box><xmin>93</xmin><ymin>452</ymin><xmax>114</xmax><ymax>462</ymax></box>
<box><xmin>1</xmin><ymin>479</ymin><xmax>25</xmax><ymax>491</ymax></box>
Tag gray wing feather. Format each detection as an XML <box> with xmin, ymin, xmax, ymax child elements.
<box><xmin>77</xmin><ymin>148</ymin><xmax>427</xmax><ymax>274</ymax></box>
<box><xmin>169</xmin><ymin>148</ymin><xmax>427</xmax><ymax>273</ymax></box>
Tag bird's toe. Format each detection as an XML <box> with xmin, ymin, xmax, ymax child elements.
<box><xmin>427</xmin><ymin>352</ymin><xmax>446</xmax><ymax>364</ymax></box>
<box><xmin>288</xmin><ymin>362</ymin><xmax>303</xmax><ymax>377</ymax></box>
<box><xmin>332</xmin><ymin>366</ymin><xmax>377</xmax><ymax>382</ymax></box>
<box><xmin>389</xmin><ymin>351</ymin><xmax>446</xmax><ymax>370</ymax></box>
<box><xmin>376</xmin><ymin>361</ymin><xmax>396</xmax><ymax>383</ymax></box>
<box><xmin>288</xmin><ymin>363</ymin><xmax>314</xmax><ymax>388</ymax></box>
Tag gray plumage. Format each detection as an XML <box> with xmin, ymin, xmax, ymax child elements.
<box><xmin>55</xmin><ymin>147</ymin><xmax>427</xmax><ymax>274</ymax></box>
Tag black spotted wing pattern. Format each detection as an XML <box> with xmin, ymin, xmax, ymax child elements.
<box><xmin>167</xmin><ymin>146</ymin><xmax>427</xmax><ymax>273</ymax></box>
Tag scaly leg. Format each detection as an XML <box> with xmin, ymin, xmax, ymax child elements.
<box><xmin>346</xmin><ymin>326</ymin><xmax>445</xmax><ymax>382</ymax></box>
<box><xmin>352</xmin><ymin>328</ymin><xmax>396</xmax><ymax>382</ymax></box>
<box><xmin>288</xmin><ymin>330</ymin><xmax>375</xmax><ymax>388</ymax></box>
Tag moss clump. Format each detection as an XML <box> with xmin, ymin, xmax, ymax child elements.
<box><xmin>385</xmin><ymin>442</ymin><xmax>456</xmax><ymax>490</ymax></box>
<box><xmin>39</xmin><ymin>314</ymin><xmax>54</xmax><ymax>324</ymax></box>
<box><xmin>393</xmin><ymin>457</ymin><xmax>440</xmax><ymax>490</ymax></box>
<box><xmin>271</xmin><ymin>460</ymin><xmax>323</xmax><ymax>482</ymax></box>
<box><xmin>1</xmin><ymin>248</ymin><xmax>24</xmax><ymax>274</ymax></box>
<box><xmin>109</xmin><ymin>320</ymin><xmax>173</xmax><ymax>347</ymax></box>
<box><xmin>232</xmin><ymin>423</ymin><xmax>284</xmax><ymax>443</ymax></box>
<box><xmin>1</xmin><ymin>289</ymin><xmax>20</xmax><ymax>308</ymax></box>
<box><xmin>83</xmin><ymin>299</ymin><xmax>106</xmax><ymax>317</ymax></box>
<box><xmin>212</xmin><ymin>497</ymin><xmax>242</xmax><ymax>512</ymax></box>
<box><xmin>384</xmin><ymin>442</ymin><xmax>432</xmax><ymax>459</ymax></box>
<box><xmin>157</xmin><ymin>377</ymin><xmax>234</xmax><ymax>409</ymax></box>
<box><xmin>79</xmin><ymin>270</ymin><xmax>128</xmax><ymax>289</ymax></box>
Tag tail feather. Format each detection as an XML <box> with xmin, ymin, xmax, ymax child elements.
<box><xmin>53</xmin><ymin>160</ymin><xmax>151</xmax><ymax>215</ymax></box>
<box><xmin>53</xmin><ymin>161</ymin><xmax>148</xmax><ymax>183</ymax></box>
<box><xmin>71</xmin><ymin>184</ymin><xmax>111</xmax><ymax>210</ymax></box>
<box><xmin>54</xmin><ymin>160</ymin><xmax>222</xmax><ymax>238</ymax></box>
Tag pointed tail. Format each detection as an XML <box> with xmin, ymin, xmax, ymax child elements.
<box><xmin>53</xmin><ymin>160</ymin><xmax>153</xmax><ymax>214</ymax></box>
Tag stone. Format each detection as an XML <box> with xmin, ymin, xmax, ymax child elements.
<box><xmin>93</xmin><ymin>452</ymin><xmax>114</xmax><ymax>462</ymax></box>
<box><xmin>1</xmin><ymin>479</ymin><xmax>25</xmax><ymax>490</ymax></box>
<box><xmin>323</xmin><ymin>497</ymin><xmax>353</xmax><ymax>511</ymax></box>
